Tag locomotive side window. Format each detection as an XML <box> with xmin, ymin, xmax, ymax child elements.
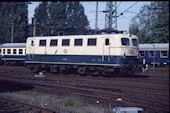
<box><xmin>39</xmin><ymin>40</ymin><xmax>46</xmax><ymax>46</ymax></box>
<box><xmin>62</xmin><ymin>39</ymin><xmax>70</xmax><ymax>46</ymax></box>
<box><xmin>0</xmin><ymin>49</ymin><xmax>1</xmax><ymax>54</ymax></box>
<box><xmin>132</xmin><ymin>39</ymin><xmax>138</xmax><ymax>46</ymax></box>
<box><xmin>160</xmin><ymin>51</ymin><xmax>168</xmax><ymax>57</ymax></box>
<box><xmin>149</xmin><ymin>51</ymin><xmax>156</xmax><ymax>57</ymax></box>
<box><xmin>50</xmin><ymin>39</ymin><xmax>58</xmax><ymax>46</ymax></box>
<box><xmin>74</xmin><ymin>39</ymin><xmax>83</xmax><ymax>46</ymax></box>
<box><xmin>105</xmin><ymin>39</ymin><xmax>109</xmax><ymax>45</ymax></box>
<box><xmin>19</xmin><ymin>49</ymin><xmax>23</xmax><ymax>54</ymax></box>
<box><xmin>139</xmin><ymin>51</ymin><xmax>145</xmax><ymax>57</ymax></box>
<box><xmin>121</xmin><ymin>38</ymin><xmax>129</xmax><ymax>46</ymax></box>
<box><xmin>88</xmin><ymin>38</ymin><xmax>97</xmax><ymax>46</ymax></box>
<box><xmin>13</xmin><ymin>49</ymin><xmax>17</xmax><ymax>54</ymax></box>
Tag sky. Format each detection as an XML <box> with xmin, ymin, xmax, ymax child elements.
<box><xmin>28</xmin><ymin>1</ymin><xmax>150</xmax><ymax>33</ymax></box>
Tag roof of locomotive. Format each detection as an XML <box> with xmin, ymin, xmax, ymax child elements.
<box><xmin>0</xmin><ymin>43</ymin><xmax>26</xmax><ymax>48</ymax></box>
<box><xmin>139</xmin><ymin>43</ymin><xmax>169</xmax><ymax>50</ymax></box>
<box><xmin>27</xmin><ymin>33</ymin><xmax>138</xmax><ymax>39</ymax></box>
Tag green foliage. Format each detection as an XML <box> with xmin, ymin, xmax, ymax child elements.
<box><xmin>0</xmin><ymin>2</ymin><xmax>28</xmax><ymax>43</ymax></box>
<box><xmin>129</xmin><ymin>1</ymin><xmax>169</xmax><ymax>44</ymax></box>
<box><xmin>34</xmin><ymin>1</ymin><xmax>89</xmax><ymax>36</ymax></box>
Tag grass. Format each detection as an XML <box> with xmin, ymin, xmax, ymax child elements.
<box><xmin>0</xmin><ymin>90</ymin><xmax>103</xmax><ymax>113</ymax></box>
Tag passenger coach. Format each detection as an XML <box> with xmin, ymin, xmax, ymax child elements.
<box><xmin>139</xmin><ymin>43</ymin><xmax>169</xmax><ymax>66</ymax></box>
<box><xmin>0</xmin><ymin>43</ymin><xmax>26</xmax><ymax>65</ymax></box>
<box><xmin>25</xmin><ymin>34</ymin><xmax>139</xmax><ymax>76</ymax></box>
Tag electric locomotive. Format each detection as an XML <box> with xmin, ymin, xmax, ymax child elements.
<box><xmin>25</xmin><ymin>34</ymin><xmax>139</xmax><ymax>76</ymax></box>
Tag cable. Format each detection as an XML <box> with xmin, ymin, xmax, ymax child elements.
<box><xmin>118</xmin><ymin>1</ymin><xmax>139</xmax><ymax>16</ymax></box>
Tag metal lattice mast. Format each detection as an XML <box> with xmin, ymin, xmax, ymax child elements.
<box><xmin>105</xmin><ymin>1</ymin><xmax>117</xmax><ymax>31</ymax></box>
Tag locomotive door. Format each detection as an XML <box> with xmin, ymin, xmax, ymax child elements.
<box><xmin>28</xmin><ymin>39</ymin><xmax>35</xmax><ymax>60</ymax></box>
<box><xmin>102</xmin><ymin>37</ymin><xmax>111</xmax><ymax>62</ymax></box>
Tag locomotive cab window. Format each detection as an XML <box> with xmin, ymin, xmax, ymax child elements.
<box><xmin>74</xmin><ymin>39</ymin><xmax>83</xmax><ymax>46</ymax></box>
<box><xmin>62</xmin><ymin>39</ymin><xmax>70</xmax><ymax>46</ymax></box>
<box><xmin>132</xmin><ymin>39</ymin><xmax>138</xmax><ymax>46</ymax></box>
<box><xmin>139</xmin><ymin>51</ymin><xmax>145</xmax><ymax>57</ymax></box>
<box><xmin>160</xmin><ymin>51</ymin><xmax>168</xmax><ymax>58</ymax></box>
<box><xmin>121</xmin><ymin>38</ymin><xmax>129</xmax><ymax>46</ymax></box>
<box><xmin>31</xmin><ymin>40</ymin><xmax>34</xmax><ymax>46</ymax></box>
<box><xmin>105</xmin><ymin>39</ymin><xmax>109</xmax><ymax>45</ymax></box>
<box><xmin>88</xmin><ymin>38</ymin><xmax>97</xmax><ymax>46</ymax></box>
<box><xmin>39</xmin><ymin>40</ymin><xmax>46</xmax><ymax>46</ymax></box>
<box><xmin>50</xmin><ymin>39</ymin><xmax>58</xmax><ymax>46</ymax></box>
<box><xmin>149</xmin><ymin>51</ymin><xmax>156</xmax><ymax>57</ymax></box>
<box><xmin>19</xmin><ymin>49</ymin><xmax>23</xmax><ymax>54</ymax></box>
<box><xmin>13</xmin><ymin>49</ymin><xmax>17</xmax><ymax>54</ymax></box>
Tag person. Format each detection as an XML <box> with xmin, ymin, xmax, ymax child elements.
<box><xmin>142</xmin><ymin>64</ymin><xmax>146</xmax><ymax>73</ymax></box>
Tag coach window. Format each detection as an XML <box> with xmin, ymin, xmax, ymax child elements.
<box><xmin>3</xmin><ymin>49</ymin><xmax>5</xmax><ymax>54</ymax></box>
<box><xmin>139</xmin><ymin>51</ymin><xmax>145</xmax><ymax>57</ymax></box>
<box><xmin>39</xmin><ymin>40</ymin><xmax>46</xmax><ymax>46</ymax></box>
<box><xmin>88</xmin><ymin>38</ymin><xmax>97</xmax><ymax>46</ymax></box>
<box><xmin>62</xmin><ymin>39</ymin><xmax>70</xmax><ymax>46</ymax></box>
<box><xmin>149</xmin><ymin>51</ymin><xmax>155</xmax><ymax>57</ymax></box>
<box><xmin>105</xmin><ymin>39</ymin><xmax>109</xmax><ymax>45</ymax></box>
<box><xmin>7</xmin><ymin>49</ymin><xmax>11</xmax><ymax>54</ymax></box>
<box><xmin>132</xmin><ymin>39</ymin><xmax>138</xmax><ymax>46</ymax></box>
<box><xmin>74</xmin><ymin>39</ymin><xmax>83</xmax><ymax>46</ymax></box>
<box><xmin>19</xmin><ymin>49</ymin><xmax>23</xmax><ymax>54</ymax></box>
<box><xmin>160</xmin><ymin>51</ymin><xmax>168</xmax><ymax>58</ymax></box>
<box><xmin>13</xmin><ymin>49</ymin><xmax>17</xmax><ymax>54</ymax></box>
<box><xmin>121</xmin><ymin>38</ymin><xmax>129</xmax><ymax>46</ymax></box>
<box><xmin>50</xmin><ymin>39</ymin><xmax>58</xmax><ymax>46</ymax></box>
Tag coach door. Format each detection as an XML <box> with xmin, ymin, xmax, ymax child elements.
<box><xmin>102</xmin><ymin>37</ymin><xmax>111</xmax><ymax>62</ymax></box>
<box><xmin>28</xmin><ymin>39</ymin><xmax>35</xmax><ymax>59</ymax></box>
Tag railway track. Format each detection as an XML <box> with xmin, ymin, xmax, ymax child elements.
<box><xmin>0</xmin><ymin>97</ymin><xmax>58</xmax><ymax>113</ymax></box>
<box><xmin>0</xmin><ymin>65</ymin><xmax>169</xmax><ymax>112</ymax></box>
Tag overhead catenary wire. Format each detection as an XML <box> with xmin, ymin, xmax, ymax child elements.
<box><xmin>118</xmin><ymin>1</ymin><xmax>139</xmax><ymax>17</ymax></box>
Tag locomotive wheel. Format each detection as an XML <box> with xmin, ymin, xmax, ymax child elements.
<box><xmin>31</xmin><ymin>64</ymin><xmax>40</xmax><ymax>73</ymax></box>
<box><xmin>50</xmin><ymin>65</ymin><xmax>59</xmax><ymax>73</ymax></box>
<box><xmin>77</xmin><ymin>66</ymin><xmax>87</xmax><ymax>75</ymax></box>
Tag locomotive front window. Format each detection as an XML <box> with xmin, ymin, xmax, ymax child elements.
<box><xmin>50</xmin><ymin>39</ymin><xmax>58</xmax><ymax>46</ymax></box>
<box><xmin>7</xmin><ymin>49</ymin><xmax>11</xmax><ymax>54</ymax></box>
<box><xmin>62</xmin><ymin>39</ymin><xmax>70</xmax><ymax>46</ymax></box>
<box><xmin>39</xmin><ymin>40</ymin><xmax>46</xmax><ymax>46</ymax></box>
<box><xmin>88</xmin><ymin>38</ymin><xmax>97</xmax><ymax>46</ymax></box>
<box><xmin>74</xmin><ymin>39</ymin><xmax>83</xmax><ymax>46</ymax></box>
<box><xmin>13</xmin><ymin>49</ymin><xmax>17</xmax><ymax>54</ymax></box>
<box><xmin>19</xmin><ymin>49</ymin><xmax>23</xmax><ymax>54</ymax></box>
<box><xmin>132</xmin><ymin>39</ymin><xmax>138</xmax><ymax>46</ymax></box>
<box><xmin>160</xmin><ymin>51</ymin><xmax>168</xmax><ymax>57</ymax></box>
<box><xmin>121</xmin><ymin>38</ymin><xmax>129</xmax><ymax>46</ymax></box>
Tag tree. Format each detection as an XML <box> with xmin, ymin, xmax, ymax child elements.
<box><xmin>34</xmin><ymin>2</ymin><xmax>49</xmax><ymax>36</ymax></box>
<box><xmin>33</xmin><ymin>1</ymin><xmax>89</xmax><ymax>36</ymax></box>
<box><xmin>129</xmin><ymin>1</ymin><xmax>169</xmax><ymax>44</ymax></box>
<box><xmin>0</xmin><ymin>2</ymin><xmax>28</xmax><ymax>43</ymax></box>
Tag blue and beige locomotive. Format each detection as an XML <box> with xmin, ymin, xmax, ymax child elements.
<box><xmin>25</xmin><ymin>34</ymin><xmax>139</xmax><ymax>76</ymax></box>
<box><xmin>0</xmin><ymin>43</ymin><xmax>26</xmax><ymax>65</ymax></box>
<box><xmin>139</xmin><ymin>43</ymin><xmax>169</xmax><ymax>66</ymax></box>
